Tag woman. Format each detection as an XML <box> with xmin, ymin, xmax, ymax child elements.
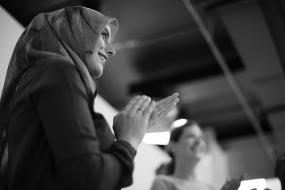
<box><xmin>0</xmin><ymin>6</ymin><xmax>179</xmax><ymax>190</ymax></box>
<box><xmin>151</xmin><ymin>121</ymin><xmax>242</xmax><ymax>190</ymax></box>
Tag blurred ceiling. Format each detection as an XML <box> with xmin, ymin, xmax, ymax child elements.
<box><xmin>1</xmin><ymin>0</ymin><xmax>285</xmax><ymax>142</ymax></box>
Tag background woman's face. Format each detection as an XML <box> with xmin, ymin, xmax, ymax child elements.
<box><xmin>85</xmin><ymin>24</ymin><xmax>116</xmax><ymax>78</ymax></box>
<box><xmin>173</xmin><ymin>125</ymin><xmax>206</xmax><ymax>161</ymax></box>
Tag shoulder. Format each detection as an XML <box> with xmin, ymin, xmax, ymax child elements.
<box><xmin>34</xmin><ymin>57</ymin><xmax>77</xmax><ymax>75</ymax></box>
<box><xmin>28</xmin><ymin>57</ymin><xmax>86</xmax><ymax>95</ymax></box>
<box><xmin>32</xmin><ymin>57</ymin><xmax>81</xmax><ymax>84</ymax></box>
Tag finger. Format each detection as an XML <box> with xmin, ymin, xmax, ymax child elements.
<box><xmin>142</xmin><ymin>101</ymin><xmax>156</xmax><ymax>120</ymax></box>
<box><xmin>151</xmin><ymin>107</ymin><xmax>160</xmax><ymax>117</ymax></box>
<box><xmin>129</xmin><ymin>96</ymin><xmax>147</xmax><ymax>114</ymax></box>
<box><xmin>156</xmin><ymin>93</ymin><xmax>179</xmax><ymax>107</ymax></box>
<box><xmin>158</xmin><ymin>93</ymin><xmax>179</xmax><ymax>103</ymax></box>
<box><xmin>156</xmin><ymin>98</ymin><xmax>179</xmax><ymax>116</ymax></box>
<box><xmin>137</xmin><ymin>96</ymin><xmax>151</xmax><ymax>115</ymax></box>
<box><xmin>155</xmin><ymin>93</ymin><xmax>177</xmax><ymax>108</ymax></box>
<box><xmin>125</xmin><ymin>96</ymin><xmax>141</xmax><ymax>110</ymax></box>
<box><xmin>156</xmin><ymin>93</ymin><xmax>179</xmax><ymax>110</ymax></box>
<box><xmin>124</xmin><ymin>95</ymin><xmax>142</xmax><ymax>112</ymax></box>
<box><xmin>155</xmin><ymin>100</ymin><xmax>178</xmax><ymax>118</ymax></box>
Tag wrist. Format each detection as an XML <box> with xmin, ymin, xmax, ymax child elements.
<box><xmin>117</xmin><ymin>138</ymin><xmax>140</xmax><ymax>150</ymax></box>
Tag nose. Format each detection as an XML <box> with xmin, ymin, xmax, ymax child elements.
<box><xmin>106</xmin><ymin>42</ymin><xmax>116</xmax><ymax>57</ymax></box>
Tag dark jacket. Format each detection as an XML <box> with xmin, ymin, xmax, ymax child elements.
<box><xmin>6</xmin><ymin>57</ymin><xmax>136</xmax><ymax>190</ymax></box>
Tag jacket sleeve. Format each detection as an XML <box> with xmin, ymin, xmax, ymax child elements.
<box><xmin>30</xmin><ymin>59</ymin><xmax>136</xmax><ymax>190</ymax></box>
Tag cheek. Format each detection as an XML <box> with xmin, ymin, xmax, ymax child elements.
<box><xmin>85</xmin><ymin>53</ymin><xmax>99</xmax><ymax>67</ymax></box>
<box><xmin>186</xmin><ymin>139</ymin><xmax>196</xmax><ymax>146</ymax></box>
<box><xmin>96</xmin><ymin>37</ymin><xmax>105</xmax><ymax>49</ymax></box>
<box><xmin>180</xmin><ymin>142</ymin><xmax>191</xmax><ymax>152</ymax></box>
<box><xmin>85</xmin><ymin>54</ymin><xmax>103</xmax><ymax>77</ymax></box>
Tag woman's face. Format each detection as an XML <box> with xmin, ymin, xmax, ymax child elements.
<box><xmin>172</xmin><ymin>125</ymin><xmax>206</xmax><ymax>161</ymax></box>
<box><xmin>85</xmin><ymin>24</ymin><xmax>116</xmax><ymax>78</ymax></box>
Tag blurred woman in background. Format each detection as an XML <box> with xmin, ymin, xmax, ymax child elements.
<box><xmin>151</xmin><ymin>121</ymin><xmax>242</xmax><ymax>190</ymax></box>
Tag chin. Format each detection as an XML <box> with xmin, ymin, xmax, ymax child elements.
<box><xmin>90</xmin><ymin>68</ymin><xmax>104</xmax><ymax>78</ymax></box>
<box><xmin>92</xmin><ymin>72</ymin><xmax>103</xmax><ymax>78</ymax></box>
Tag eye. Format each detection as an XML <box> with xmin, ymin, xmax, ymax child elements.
<box><xmin>101</xmin><ymin>30</ymin><xmax>109</xmax><ymax>40</ymax></box>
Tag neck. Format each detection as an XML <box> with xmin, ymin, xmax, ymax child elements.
<box><xmin>172</xmin><ymin>157</ymin><xmax>199</xmax><ymax>180</ymax></box>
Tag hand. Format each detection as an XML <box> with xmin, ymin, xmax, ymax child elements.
<box><xmin>113</xmin><ymin>95</ymin><xmax>156</xmax><ymax>149</ymax></box>
<box><xmin>148</xmin><ymin>93</ymin><xmax>179</xmax><ymax>129</ymax></box>
<box><xmin>221</xmin><ymin>175</ymin><xmax>244</xmax><ymax>190</ymax></box>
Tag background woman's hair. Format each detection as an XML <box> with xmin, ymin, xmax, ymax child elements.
<box><xmin>155</xmin><ymin>120</ymin><xmax>200</xmax><ymax>175</ymax></box>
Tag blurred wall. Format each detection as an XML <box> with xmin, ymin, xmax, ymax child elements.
<box><xmin>215</xmin><ymin>0</ymin><xmax>283</xmax><ymax>179</ymax></box>
<box><xmin>224</xmin><ymin>135</ymin><xmax>274</xmax><ymax>179</ymax></box>
<box><xmin>0</xmin><ymin>5</ymin><xmax>22</xmax><ymax>96</ymax></box>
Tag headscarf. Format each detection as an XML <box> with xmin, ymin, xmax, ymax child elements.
<box><xmin>0</xmin><ymin>6</ymin><xmax>118</xmax><ymax>177</ymax></box>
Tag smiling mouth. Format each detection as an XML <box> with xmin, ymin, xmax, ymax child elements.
<box><xmin>98</xmin><ymin>52</ymin><xmax>107</xmax><ymax>63</ymax></box>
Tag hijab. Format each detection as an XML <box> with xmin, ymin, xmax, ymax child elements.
<box><xmin>0</xmin><ymin>6</ymin><xmax>118</xmax><ymax>177</ymax></box>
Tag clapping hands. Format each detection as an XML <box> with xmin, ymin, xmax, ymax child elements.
<box><xmin>113</xmin><ymin>95</ymin><xmax>156</xmax><ymax>149</ymax></box>
<box><xmin>113</xmin><ymin>93</ymin><xmax>179</xmax><ymax>149</ymax></box>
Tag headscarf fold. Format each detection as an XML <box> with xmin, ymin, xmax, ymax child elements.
<box><xmin>0</xmin><ymin>6</ymin><xmax>118</xmax><ymax>178</ymax></box>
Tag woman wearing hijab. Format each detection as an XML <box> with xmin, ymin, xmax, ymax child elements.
<box><xmin>151</xmin><ymin>121</ymin><xmax>242</xmax><ymax>190</ymax></box>
<box><xmin>0</xmin><ymin>6</ymin><xmax>179</xmax><ymax>190</ymax></box>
